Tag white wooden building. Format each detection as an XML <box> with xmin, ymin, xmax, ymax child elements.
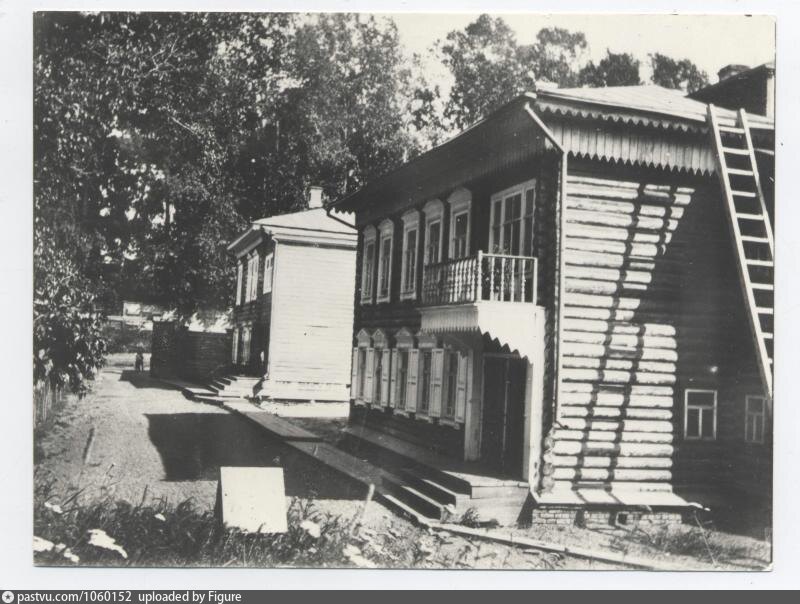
<box><xmin>227</xmin><ymin>188</ymin><xmax>357</xmax><ymax>402</ymax></box>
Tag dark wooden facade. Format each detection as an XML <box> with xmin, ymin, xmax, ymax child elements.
<box><xmin>336</xmin><ymin>90</ymin><xmax>774</xmax><ymax>509</ymax></box>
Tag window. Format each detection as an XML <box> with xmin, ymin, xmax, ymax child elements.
<box><xmin>245</xmin><ymin>253</ymin><xmax>260</xmax><ymax>302</ymax></box>
<box><xmin>443</xmin><ymin>350</ymin><xmax>460</xmax><ymax>418</ymax></box>
<box><xmin>241</xmin><ymin>324</ymin><xmax>252</xmax><ymax>365</ymax></box>
<box><xmin>423</xmin><ymin>200</ymin><xmax>444</xmax><ymax>266</ymax></box>
<box><xmin>377</xmin><ymin>220</ymin><xmax>394</xmax><ymax>303</ymax></box>
<box><xmin>418</xmin><ymin>350</ymin><xmax>433</xmax><ymax>414</ymax></box>
<box><xmin>357</xmin><ymin>349</ymin><xmax>367</xmax><ymax>398</ymax></box>
<box><xmin>490</xmin><ymin>180</ymin><xmax>536</xmax><ymax>256</ymax></box>
<box><xmin>448</xmin><ymin>189</ymin><xmax>471</xmax><ymax>260</ymax></box>
<box><xmin>235</xmin><ymin>261</ymin><xmax>244</xmax><ymax>306</ymax></box>
<box><xmin>373</xmin><ymin>349</ymin><xmax>383</xmax><ymax>404</ymax></box>
<box><xmin>231</xmin><ymin>327</ymin><xmax>240</xmax><ymax>364</ymax></box>
<box><xmin>400</xmin><ymin>210</ymin><xmax>420</xmax><ymax>300</ymax></box>
<box><xmin>395</xmin><ymin>349</ymin><xmax>409</xmax><ymax>409</ymax></box>
<box><xmin>684</xmin><ymin>389</ymin><xmax>717</xmax><ymax>440</ymax></box>
<box><xmin>263</xmin><ymin>253</ymin><xmax>274</xmax><ymax>294</ymax></box>
<box><xmin>745</xmin><ymin>395</ymin><xmax>767</xmax><ymax>444</ymax></box>
<box><xmin>360</xmin><ymin>226</ymin><xmax>377</xmax><ymax>304</ymax></box>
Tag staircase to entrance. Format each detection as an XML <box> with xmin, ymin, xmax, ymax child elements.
<box><xmin>339</xmin><ymin>423</ymin><xmax>530</xmax><ymax>526</ymax></box>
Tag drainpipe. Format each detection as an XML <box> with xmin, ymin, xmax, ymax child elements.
<box><xmin>523</xmin><ymin>100</ymin><xmax>568</xmax><ymax>491</ymax></box>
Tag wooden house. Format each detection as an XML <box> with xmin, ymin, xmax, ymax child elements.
<box><xmin>227</xmin><ymin>188</ymin><xmax>358</xmax><ymax>402</ymax></box>
<box><xmin>331</xmin><ymin>85</ymin><xmax>774</xmax><ymax>525</ymax></box>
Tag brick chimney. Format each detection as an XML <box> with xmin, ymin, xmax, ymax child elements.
<box><xmin>717</xmin><ymin>64</ymin><xmax>750</xmax><ymax>82</ymax></box>
<box><xmin>307</xmin><ymin>186</ymin><xmax>324</xmax><ymax>209</ymax></box>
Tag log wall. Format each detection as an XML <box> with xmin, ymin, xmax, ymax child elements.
<box><xmin>542</xmin><ymin>161</ymin><xmax>769</xmax><ymax>499</ymax></box>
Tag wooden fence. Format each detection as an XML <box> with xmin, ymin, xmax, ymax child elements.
<box><xmin>34</xmin><ymin>380</ymin><xmax>66</xmax><ymax>429</ymax></box>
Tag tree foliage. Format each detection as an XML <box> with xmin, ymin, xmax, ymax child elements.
<box><xmin>578</xmin><ymin>50</ymin><xmax>642</xmax><ymax>87</ymax></box>
<box><xmin>34</xmin><ymin>227</ymin><xmax>106</xmax><ymax>395</ymax></box>
<box><xmin>649</xmin><ymin>52</ymin><xmax>709</xmax><ymax>92</ymax></box>
<box><xmin>438</xmin><ymin>16</ymin><xmax>588</xmax><ymax>129</ymax></box>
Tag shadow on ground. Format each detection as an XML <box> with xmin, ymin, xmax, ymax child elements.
<box><xmin>119</xmin><ymin>370</ymin><xmax>178</xmax><ymax>390</ymax></box>
<box><xmin>146</xmin><ymin>413</ymin><xmax>364</xmax><ymax>500</ymax></box>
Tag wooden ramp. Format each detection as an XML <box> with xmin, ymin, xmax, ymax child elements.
<box><xmin>707</xmin><ymin>105</ymin><xmax>774</xmax><ymax>400</ymax></box>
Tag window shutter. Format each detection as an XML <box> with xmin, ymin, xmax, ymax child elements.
<box><xmin>389</xmin><ymin>349</ymin><xmax>399</xmax><ymax>408</ymax></box>
<box><xmin>236</xmin><ymin>263</ymin><xmax>243</xmax><ymax>305</ymax></box>
<box><xmin>381</xmin><ymin>349</ymin><xmax>391</xmax><ymax>407</ymax></box>
<box><xmin>406</xmin><ymin>349</ymin><xmax>418</xmax><ymax>412</ymax></box>
<box><xmin>455</xmin><ymin>352</ymin><xmax>468</xmax><ymax>423</ymax></box>
<box><xmin>350</xmin><ymin>348</ymin><xmax>359</xmax><ymax>401</ymax></box>
<box><xmin>364</xmin><ymin>348</ymin><xmax>374</xmax><ymax>404</ymax></box>
<box><xmin>429</xmin><ymin>348</ymin><xmax>444</xmax><ymax>418</ymax></box>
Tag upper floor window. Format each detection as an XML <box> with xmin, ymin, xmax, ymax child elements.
<box><xmin>400</xmin><ymin>210</ymin><xmax>420</xmax><ymax>300</ymax></box>
<box><xmin>245</xmin><ymin>253</ymin><xmax>260</xmax><ymax>302</ymax></box>
<box><xmin>745</xmin><ymin>395</ymin><xmax>767</xmax><ymax>444</ymax></box>
<box><xmin>490</xmin><ymin>179</ymin><xmax>536</xmax><ymax>256</ymax></box>
<box><xmin>263</xmin><ymin>253</ymin><xmax>274</xmax><ymax>294</ymax></box>
<box><xmin>360</xmin><ymin>226</ymin><xmax>377</xmax><ymax>304</ymax></box>
<box><xmin>423</xmin><ymin>199</ymin><xmax>444</xmax><ymax>266</ymax></box>
<box><xmin>377</xmin><ymin>220</ymin><xmax>394</xmax><ymax>303</ymax></box>
<box><xmin>448</xmin><ymin>189</ymin><xmax>471</xmax><ymax>260</ymax></box>
<box><xmin>684</xmin><ymin>389</ymin><xmax>717</xmax><ymax>440</ymax></box>
<box><xmin>235</xmin><ymin>261</ymin><xmax>244</xmax><ymax>306</ymax></box>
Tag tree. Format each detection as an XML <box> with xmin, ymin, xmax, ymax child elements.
<box><xmin>578</xmin><ymin>50</ymin><xmax>642</xmax><ymax>87</ymax></box>
<box><xmin>649</xmin><ymin>52</ymin><xmax>709</xmax><ymax>93</ymax></box>
<box><xmin>34</xmin><ymin>13</ymin><xmax>421</xmax><ymax>314</ymax></box>
<box><xmin>34</xmin><ymin>227</ymin><xmax>106</xmax><ymax>395</ymax></box>
<box><xmin>437</xmin><ymin>16</ymin><xmax>588</xmax><ymax>129</ymax></box>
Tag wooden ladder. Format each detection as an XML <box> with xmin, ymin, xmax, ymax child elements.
<box><xmin>707</xmin><ymin>104</ymin><xmax>774</xmax><ymax>399</ymax></box>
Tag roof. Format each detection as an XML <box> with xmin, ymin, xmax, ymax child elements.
<box><xmin>228</xmin><ymin>207</ymin><xmax>356</xmax><ymax>255</ymax></box>
<box><xmin>536</xmin><ymin>85</ymin><xmax>774</xmax><ymax>131</ymax></box>
<box><xmin>332</xmin><ymin>84</ymin><xmax>774</xmax><ymax>213</ymax></box>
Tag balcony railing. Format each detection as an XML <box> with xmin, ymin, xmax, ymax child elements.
<box><xmin>422</xmin><ymin>251</ymin><xmax>538</xmax><ymax>306</ymax></box>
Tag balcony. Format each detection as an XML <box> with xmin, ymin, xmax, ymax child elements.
<box><xmin>419</xmin><ymin>252</ymin><xmax>542</xmax><ymax>360</ymax></box>
<box><xmin>421</xmin><ymin>252</ymin><xmax>538</xmax><ymax>306</ymax></box>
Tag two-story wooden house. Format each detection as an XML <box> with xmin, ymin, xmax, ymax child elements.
<box><xmin>331</xmin><ymin>85</ymin><xmax>774</xmax><ymax>525</ymax></box>
<box><xmin>227</xmin><ymin>188</ymin><xmax>358</xmax><ymax>402</ymax></box>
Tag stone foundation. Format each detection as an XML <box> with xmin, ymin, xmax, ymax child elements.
<box><xmin>531</xmin><ymin>506</ymin><xmax>684</xmax><ymax>527</ymax></box>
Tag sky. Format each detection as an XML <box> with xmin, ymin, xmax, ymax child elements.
<box><xmin>386</xmin><ymin>13</ymin><xmax>775</xmax><ymax>87</ymax></box>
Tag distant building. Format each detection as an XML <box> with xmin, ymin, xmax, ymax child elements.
<box><xmin>227</xmin><ymin>187</ymin><xmax>358</xmax><ymax>402</ymax></box>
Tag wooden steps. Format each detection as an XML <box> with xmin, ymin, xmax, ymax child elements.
<box><xmin>340</xmin><ymin>425</ymin><xmax>529</xmax><ymax>526</ymax></box>
<box><xmin>707</xmin><ymin>105</ymin><xmax>774</xmax><ymax>400</ymax></box>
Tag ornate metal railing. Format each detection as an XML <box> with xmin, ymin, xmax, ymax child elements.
<box><xmin>421</xmin><ymin>251</ymin><xmax>538</xmax><ymax>306</ymax></box>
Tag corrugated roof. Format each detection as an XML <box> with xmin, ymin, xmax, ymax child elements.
<box><xmin>537</xmin><ymin>85</ymin><xmax>773</xmax><ymax>131</ymax></box>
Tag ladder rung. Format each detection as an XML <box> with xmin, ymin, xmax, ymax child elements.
<box><xmin>746</xmin><ymin>259</ymin><xmax>774</xmax><ymax>267</ymax></box>
<box><xmin>754</xmin><ymin>147</ymin><xmax>774</xmax><ymax>156</ymax></box>
<box><xmin>727</xmin><ymin>168</ymin><xmax>754</xmax><ymax>176</ymax></box>
<box><xmin>762</xmin><ymin>333</ymin><xmax>774</xmax><ymax>340</ymax></box>
<box><xmin>731</xmin><ymin>190</ymin><xmax>757</xmax><ymax>198</ymax></box>
<box><xmin>722</xmin><ymin>147</ymin><xmax>749</xmax><ymax>155</ymax></box>
<box><xmin>751</xmin><ymin>283</ymin><xmax>774</xmax><ymax>291</ymax></box>
<box><xmin>741</xmin><ymin>235</ymin><xmax>770</xmax><ymax>243</ymax></box>
<box><xmin>736</xmin><ymin>213</ymin><xmax>765</xmax><ymax>221</ymax></box>
<box><xmin>719</xmin><ymin>125</ymin><xmax>745</xmax><ymax>134</ymax></box>
<box><xmin>756</xmin><ymin>307</ymin><xmax>774</xmax><ymax>315</ymax></box>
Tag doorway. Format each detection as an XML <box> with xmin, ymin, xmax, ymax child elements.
<box><xmin>481</xmin><ymin>355</ymin><xmax>527</xmax><ymax>478</ymax></box>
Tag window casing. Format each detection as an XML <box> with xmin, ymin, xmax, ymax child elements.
<box><xmin>263</xmin><ymin>253</ymin><xmax>274</xmax><ymax>294</ymax></box>
<box><xmin>745</xmin><ymin>395</ymin><xmax>767</xmax><ymax>444</ymax></box>
<box><xmin>448</xmin><ymin>189</ymin><xmax>471</xmax><ymax>260</ymax></box>
<box><xmin>376</xmin><ymin>220</ymin><xmax>394</xmax><ymax>303</ymax></box>
<box><xmin>423</xmin><ymin>200</ymin><xmax>444</xmax><ymax>266</ymax></box>
<box><xmin>684</xmin><ymin>389</ymin><xmax>717</xmax><ymax>440</ymax></box>
<box><xmin>400</xmin><ymin>210</ymin><xmax>420</xmax><ymax>300</ymax></box>
<box><xmin>490</xmin><ymin>180</ymin><xmax>536</xmax><ymax>256</ymax></box>
<box><xmin>360</xmin><ymin>226</ymin><xmax>377</xmax><ymax>304</ymax></box>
